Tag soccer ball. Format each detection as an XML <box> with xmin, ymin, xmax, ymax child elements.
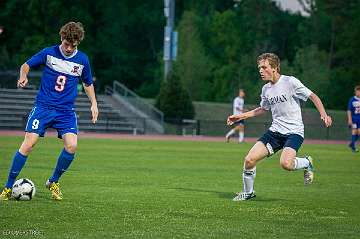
<box><xmin>11</xmin><ymin>178</ymin><xmax>36</xmax><ymax>201</ymax></box>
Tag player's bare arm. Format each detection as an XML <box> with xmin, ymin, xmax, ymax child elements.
<box><xmin>227</xmin><ymin>107</ymin><xmax>267</xmax><ymax>125</ymax></box>
<box><xmin>83</xmin><ymin>83</ymin><xmax>98</xmax><ymax>123</ymax></box>
<box><xmin>17</xmin><ymin>63</ymin><xmax>30</xmax><ymax>88</ymax></box>
<box><xmin>347</xmin><ymin>110</ymin><xmax>352</xmax><ymax>127</ymax></box>
<box><xmin>309</xmin><ymin>93</ymin><xmax>332</xmax><ymax>127</ymax></box>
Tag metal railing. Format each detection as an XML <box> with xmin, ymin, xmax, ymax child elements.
<box><xmin>111</xmin><ymin>81</ymin><xmax>164</xmax><ymax>126</ymax></box>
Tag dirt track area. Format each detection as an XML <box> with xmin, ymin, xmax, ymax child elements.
<box><xmin>0</xmin><ymin>130</ymin><xmax>347</xmax><ymax>145</ymax></box>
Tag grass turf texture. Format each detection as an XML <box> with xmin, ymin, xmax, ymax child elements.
<box><xmin>0</xmin><ymin>136</ymin><xmax>360</xmax><ymax>238</ymax></box>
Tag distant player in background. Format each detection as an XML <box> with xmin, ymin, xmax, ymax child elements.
<box><xmin>226</xmin><ymin>89</ymin><xmax>246</xmax><ymax>143</ymax></box>
<box><xmin>347</xmin><ymin>85</ymin><xmax>360</xmax><ymax>152</ymax></box>
<box><xmin>0</xmin><ymin>21</ymin><xmax>98</xmax><ymax>201</ymax></box>
<box><xmin>227</xmin><ymin>53</ymin><xmax>332</xmax><ymax>201</ymax></box>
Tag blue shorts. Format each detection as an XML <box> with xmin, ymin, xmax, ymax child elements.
<box><xmin>258</xmin><ymin>130</ymin><xmax>304</xmax><ymax>156</ymax></box>
<box><xmin>351</xmin><ymin>119</ymin><xmax>360</xmax><ymax>129</ymax></box>
<box><xmin>25</xmin><ymin>106</ymin><xmax>78</xmax><ymax>138</ymax></box>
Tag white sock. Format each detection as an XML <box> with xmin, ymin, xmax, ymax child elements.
<box><xmin>239</xmin><ymin>132</ymin><xmax>244</xmax><ymax>142</ymax></box>
<box><xmin>294</xmin><ymin>157</ymin><xmax>310</xmax><ymax>170</ymax></box>
<box><xmin>242</xmin><ymin>167</ymin><xmax>256</xmax><ymax>194</ymax></box>
<box><xmin>226</xmin><ymin>129</ymin><xmax>236</xmax><ymax>138</ymax></box>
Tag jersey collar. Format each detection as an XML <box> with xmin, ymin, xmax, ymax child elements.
<box><xmin>270</xmin><ymin>75</ymin><xmax>283</xmax><ymax>86</ymax></box>
<box><xmin>58</xmin><ymin>45</ymin><xmax>78</xmax><ymax>59</ymax></box>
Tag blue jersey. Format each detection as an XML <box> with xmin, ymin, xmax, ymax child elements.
<box><xmin>26</xmin><ymin>45</ymin><xmax>93</xmax><ymax>110</ymax></box>
<box><xmin>347</xmin><ymin>96</ymin><xmax>360</xmax><ymax>121</ymax></box>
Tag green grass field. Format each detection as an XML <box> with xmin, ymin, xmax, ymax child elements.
<box><xmin>1</xmin><ymin>136</ymin><xmax>360</xmax><ymax>238</ymax></box>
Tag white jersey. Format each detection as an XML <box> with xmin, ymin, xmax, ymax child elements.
<box><xmin>233</xmin><ymin>97</ymin><xmax>244</xmax><ymax>115</ymax></box>
<box><xmin>260</xmin><ymin>75</ymin><xmax>312</xmax><ymax>137</ymax></box>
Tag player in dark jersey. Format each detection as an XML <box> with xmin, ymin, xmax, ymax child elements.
<box><xmin>0</xmin><ymin>22</ymin><xmax>98</xmax><ymax>201</ymax></box>
<box><xmin>347</xmin><ymin>85</ymin><xmax>360</xmax><ymax>152</ymax></box>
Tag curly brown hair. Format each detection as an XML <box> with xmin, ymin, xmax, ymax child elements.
<box><xmin>59</xmin><ymin>22</ymin><xmax>85</xmax><ymax>44</ymax></box>
<box><xmin>257</xmin><ymin>53</ymin><xmax>281</xmax><ymax>73</ymax></box>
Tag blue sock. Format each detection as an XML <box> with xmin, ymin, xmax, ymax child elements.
<box><xmin>351</xmin><ymin>135</ymin><xmax>358</xmax><ymax>146</ymax></box>
<box><xmin>5</xmin><ymin>151</ymin><xmax>28</xmax><ymax>188</ymax></box>
<box><xmin>49</xmin><ymin>149</ymin><xmax>75</xmax><ymax>183</ymax></box>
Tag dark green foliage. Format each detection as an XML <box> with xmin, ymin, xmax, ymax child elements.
<box><xmin>0</xmin><ymin>0</ymin><xmax>163</xmax><ymax>92</ymax></box>
<box><xmin>1</xmin><ymin>0</ymin><xmax>360</xmax><ymax>109</ymax></box>
<box><xmin>155</xmin><ymin>72</ymin><xmax>195</xmax><ymax>122</ymax></box>
<box><xmin>292</xmin><ymin>45</ymin><xmax>330</xmax><ymax>102</ymax></box>
<box><xmin>175</xmin><ymin>11</ymin><xmax>213</xmax><ymax>101</ymax></box>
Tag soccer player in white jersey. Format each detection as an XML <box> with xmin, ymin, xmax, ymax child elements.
<box><xmin>226</xmin><ymin>89</ymin><xmax>246</xmax><ymax>143</ymax></box>
<box><xmin>227</xmin><ymin>53</ymin><xmax>332</xmax><ymax>201</ymax></box>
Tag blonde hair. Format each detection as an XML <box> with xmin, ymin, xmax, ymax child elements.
<box><xmin>257</xmin><ymin>53</ymin><xmax>280</xmax><ymax>73</ymax></box>
<box><xmin>59</xmin><ymin>22</ymin><xmax>85</xmax><ymax>44</ymax></box>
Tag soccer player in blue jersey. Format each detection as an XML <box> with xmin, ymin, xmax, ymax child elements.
<box><xmin>0</xmin><ymin>22</ymin><xmax>98</xmax><ymax>201</ymax></box>
<box><xmin>347</xmin><ymin>86</ymin><xmax>360</xmax><ymax>152</ymax></box>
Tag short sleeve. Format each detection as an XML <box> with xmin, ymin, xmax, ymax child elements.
<box><xmin>26</xmin><ymin>48</ymin><xmax>47</xmax><ymax>68</ymax></box>
<box><xmin>233</xmin><ymin>98</ymin><xmax>238</xmax><ymax>110</ymax></box>
<box><xmin>260</xmin><ymin>86</ymin><xmax>270</xmax><ymax>110</ymax></box>
<box><xmin>81</xmin><ymin>56</ymin><xmax>93</xmax><ymax>86</ymax></box>
<box><xmin>291</xmin><ymin>77</ymin><xmax>312</xmax><ymax>101</ymax></box>
<box><xmin>348</xmin><ymin>98</ymin><xmax>353</xmax><ymax>111</ymax></box>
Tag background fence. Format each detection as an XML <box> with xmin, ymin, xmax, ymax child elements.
<box><xmin>164</xmin><ymin>119</ymin><xmax>349</xmax><ymax>140</ymax></box>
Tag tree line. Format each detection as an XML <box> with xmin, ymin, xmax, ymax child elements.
<box><xmin>0</xmin><ymin>0</ymin><xmax>359</xmax><ymax>110</ymax></box>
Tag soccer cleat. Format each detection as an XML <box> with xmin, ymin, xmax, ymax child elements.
<box><xmin>348</xmin><ymin>143</ymin><xmax>359</xmax><ymax>153</ymax></box>
<box><xmin>45</xmin><ymin>180</ymin><xmax>63</xmax><ymax>200</ymax></box>
<box><xmin>304</xmin><ymin>156</ymin><xmax>314</xmax><ymax>185</ymax></box>
<box><xmin>226</xmin><ymin>135</ymin><xmax>230</xmax><ymax>143</ymax></box>
<box><xmin>233</xmin><ymin>191</ymin><xmax>256</xmax><ymax>201</ymax></box>
<box><xmin>0</xmin><ymin>188</ymin><xmax>12</xmax><ymax>201</ymax></box>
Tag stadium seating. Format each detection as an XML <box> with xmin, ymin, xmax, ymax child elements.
<box><xmin>0</xmin><ymin>88</ymin><xmax>147</xmax><ymax>134</ymax></box>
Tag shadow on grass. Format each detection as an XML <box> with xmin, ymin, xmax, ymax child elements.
<box><xmin>170</xmin><ymin>187</ymin><xmax>234</xmax><ymax>199</ymax></box>
<box><xmin>251</xmin><ymin>197</ymin><xmax>286</xmax><ymax>202</ymax></box>
<box><xmin>169</xmin><ymin>187</ymin><xmax>287</xmax><ymax>202</ymax></box>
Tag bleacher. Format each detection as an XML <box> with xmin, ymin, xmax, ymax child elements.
<box><xmin>0</xmin><ymin>88</ymin><xmax>143</xmax><ymax>134</ymax></box>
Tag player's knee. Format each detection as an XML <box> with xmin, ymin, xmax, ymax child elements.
<box><xmin>280</xmin><ymin>159</ymin><xmax>293</xmax><ymax>171</ymax></box>
<box><xmin>64</xmin><ymin>142</ymin><xmax>77</xmax><ymax>153</ymax></box>
<box><xmin>19</xmin><ymin>141</ymin><xmax>35</xmax><ymax>155</ymax></box>
<box><xmin>244</xmin><ymin>155</ymin><xmax>257</xmax><ymax>169</ymax></box>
